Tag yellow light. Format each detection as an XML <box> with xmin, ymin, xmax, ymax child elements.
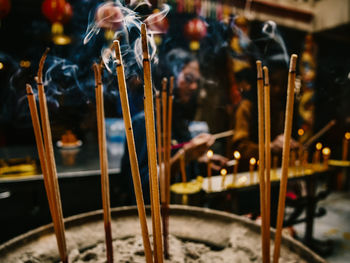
<box><xmin>207</xmin><ymin>150</ymin><xmax>213</xmax><ymax>158</ymax></box>
<box><xmin>20</xmin><ymin>60</ymin><xmax>31</xmax><ymax>68</ymax></box>
<box><xmin>52</xmin><ymin>35</ymin><xmax>72</xmax><ymax>46</ymax></box>
<box><xmin>322</xmin><ymin>147</ymin><xmax>331</xmax><ymax>156</ymax></box>
<box><xmin>0</xmin><ymin>62</ymin><xmax>3</xmax><ymax>70</ymax></box>
<box><xmin>345</xmin><ymin>132</ymin><xmax>350</xmax><ymax>140</ymax></box>
<box><xmin>220</xmin><ymin>168</ymin><xmax>227</xmax><ymax>176</ymax></box>
<box><xmin>234</xmin><ymin>150</ymin><xmax>241</xmax><ymax>160</ymax></box>
<box><xmin>250</xmin><ymin>157</ymin><xmax>256</xmax><ymax>165</ymax></box>
<box><xmin>298</xmin><ymin>128</ymin><xmax>304</xmax><ymax>136</ymax></box>
<box><xmin>316</xmin><ymin>142</ymin><xmax>323</xmax><ymax>150</ymax></box>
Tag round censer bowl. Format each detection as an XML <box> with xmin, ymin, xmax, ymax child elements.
<box><xmin>0</xmin><ymin>205</ymin><xmax>326</xmax><ymax>262</ymax></box>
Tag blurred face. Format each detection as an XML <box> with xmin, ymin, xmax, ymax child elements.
<box><xmin>176</xmin><ymin>61</ymin><xmax>200</xmax><ymax>104</ymax></box>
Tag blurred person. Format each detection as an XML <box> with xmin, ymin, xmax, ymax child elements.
<box><xmin>231</xmin><ymin>62</ymin><xmax>300</xmax><ymax>171</ymax></box>
<box><xmin>121</xmin><ymin>48</ymin><xmax>228</xmax><ymax>204</ymax></box>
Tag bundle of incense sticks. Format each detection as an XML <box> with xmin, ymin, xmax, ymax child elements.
<box><xmin>93</xmin><ymin>63</ymin><xmax>113</xmax><ymax>263</ymax></box>
<box><xmin>26</xmin><ymin>48</ymin><xmax>68</xmax><ymax>263</ymax></box>
<box><xmin>112</xmin><ymin>40</ymin><xmax>153</xmax><ymax>263</ymax></box>
<box><xmin>156</xmin><ymin>76</ymin><xmax>174</xmax><ymax>259</ymax></box>
<box><xmin>256</xmin><ymin>54</ymin><xmax>297</xmax><ymax>263</ymax></box>
<box><xmin>256</xmin><ymin>61</ymin><xmax>268</xmax><ymax>263</ymax></box>
<box><xmin>273</xmin><ymin>54</ymin><xmax>298</xmax><ymax>263</ymax></box>
<box><xmin>141</xmin><ymin>23</ymin><xmax>164</xmax><ymax>263</ymax></box>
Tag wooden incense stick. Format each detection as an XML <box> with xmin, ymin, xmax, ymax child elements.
<box><xmin>161</xmin><ymin>78</ymin><xmax>169</xmax><ymax>204</ymax></box>
<box><xmin>36</xmin><ymin>49</ymin><xmax>68</xmax><ymax>263</ymax></box>
<box><xmin>156</xmin><ymin>91</ymin><xmax>165</xmax><ymax>203</ymax></box>
<box><xmin>179</xmin><ymin>149</ymin><xmax>187</xmax><ymax>183</ymax></box>
<box><xmin>113</xmin><ymin>40</ymin><xmax>153</xmax><ymax>263</ymax></box>
<box><xmin>212</xmin><ymin>129</ymin><xmax>235</xmax><ymax>140</ymax></box>
<box><xmin>167</xmin><ymin>76</ymin><xmax>174</xmax><ymax>202</ymax></box>
<box><xmin>303</xmin><ymin>120</ymin><xmax>336</xmax><ymax>149</ymax></box>
<box><xmin>93</xmin><ymin>63</ymin><xmax>113</xmax><ymax>263</ymax></box>
<box><xmin>263</xmin><ymin>66</ymin><xmax>271</xmax><ymax>262</ymax></box>
<box><xmin>26</xmin><ymin>84</ymin><xmax>65</xmax><ymax>262</ymax></box>
<box><xmin>257</xmin><ymin>60</ymin><xmax>268</xmax><ymax>263</ymax></box>
<box><xmin>141</xmin><ymin>23</ymin><xmax>164</xmax><ymax>263</ymax></box>
<box><xmin>273</xmin><ymin>54</ymin><xmax>298</xmax><ymax>263</ymax></box>
<box><xmin>171</xmin><ymin>129</ymin><xmax>235</xmax><ymax>150</ymax></box>
<box><xmin>160</xmin><ymin>78</ymin><xmax>170</xmax><ymax>259</ymax></box>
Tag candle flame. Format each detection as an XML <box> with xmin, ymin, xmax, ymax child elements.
<box><xmin>207</xmin><ymin>150</ymin><xmax>213</xmax><ymax>158</ymax></box>
<box><xmin>322</xmin><ymin>147</ymin><xmax>331</xmax><ymax>156</ymax></box>
<box><xmin>250</xmin><ymin>157</ymin><xmax>256</xmax><ymax>165</ymax></box>
<box><xmin>220</xmin><ymin>168</ymin><xmax>227</xmax><ymax>176</ymax></box>
<box><xmin>316</xmin><ymin>142</ymin><xmax>323</xmax><ymax>150</ymax></box>
<box><xmin>345</xmin><ymin>132</ymin><xmax>350</xmax><ymax>140</ymax></box>
<box><xmin>234</xmin><ymin>151</ymin><xmax>241</xmax><ymax>160</ymax></box>
<box><xmin>298</xmin><ymin>128</ymin><xmax>304</xmax><ymax>136</ymax></box>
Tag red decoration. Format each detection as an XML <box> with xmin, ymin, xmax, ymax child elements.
<box><xmin>184</xmin><ymin>18</ymin><xmax>207</xmax><ymax>42</ymax></box>
<box><xmin>184</xmin><ymin>18</ymin><xmax>207</xmax><ymax>50</ymax></box>
<box><xmin>146</xmin><ymin>9</ymin><xmax>169</xmax><ymax>34</ymax></box>
<box><xmin>41</xmin><ymin>0</ymin><xmax>73</xmax><ymax>24</ymax></box>
<box><xmin>0</xmin><ymin>0</ymin><xmax>11</xmax><ymax>20</ymax></box>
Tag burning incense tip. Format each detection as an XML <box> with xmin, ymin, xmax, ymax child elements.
<box><xmin>289</xmin><ymin>54</ymin><xmax>298</xmax><ymax>71</ymax></box>
<box><xmin>26</xmin><ymin>84</ymin><xmax>33</xmax><ymax>94</ymax></box>
<box><xmin>256</xmin><ymin>61</ymin><xmax>263</xmax><ymax>78</ymax></box>
<box><xmin>141</xmin><ymin>23</ymin><xmax>149</xmax><ymax>58</ymax></box>
<box><xmin>263</xmin><ymin>66</ymin><xmax>269</xmax><ymax>84</ymax></box>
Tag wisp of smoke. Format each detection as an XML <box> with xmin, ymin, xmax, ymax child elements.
<box><xmin>84</xmin><ymin>1</ymin><xmax>170</xmax><ymax>78</ymax></box>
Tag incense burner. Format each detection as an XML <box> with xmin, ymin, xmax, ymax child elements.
<box><xmin>0</xmin><ymin>205</ymin><xmax>326</xmax><ymax>262</ymax></box>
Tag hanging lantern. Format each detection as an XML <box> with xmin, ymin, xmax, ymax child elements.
<box><xmin>146</xmin><ymin>8</ymin><xmax>169</xmax><ymax>46</ymax></box>
<box><xmin>0</xmin><ymin>0</ymin><xmax>11</xmax><ymax>25</ymax></box>
<box><xmin>41</xmin><ymin>0</ymin><xmax>73</xmax><ymax>45</ymax></box>
<box><xmin>184</xmin><ymin>17</ymin><xmax>207</xmax><ymax>51</ymax></box>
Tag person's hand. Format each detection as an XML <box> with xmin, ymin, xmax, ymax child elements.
<box><xmin>271</xmin><ymin>134</ymin><xmax>300</xmax><ymax>153</ymax></box>
<box><xmin>183</xmin><ymin>133</ymin><xmax>215</xmax><ymax>161</ymax></box>
<box><xmin>198</xmin><ymin>153</ymin><xmax>229</xmax><ymax>171</ymax></box>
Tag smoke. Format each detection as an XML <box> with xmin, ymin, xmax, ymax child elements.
<box><xmin>260</xmin><ymin>20</ymin><xmax>289</xmax><ymax>66</ymax></box>
<box><xmin>84</xmin><ymin>1</ymin><xmax>170</xmax><ymax>78</ymax></box>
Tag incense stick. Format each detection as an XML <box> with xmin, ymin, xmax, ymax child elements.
<box><xmin>212</xmin><ymin>129</ymin><xmax>235</xmax><ymax>140</ymax></box>
<box><xmin>141</xmin><ymin>23</ymin><xmax>164</xmax><ymax>263</ymax></box>
<box><xmin>35</xmin><ymin>49</ymin><xmax>68</xmax><ymax>263</ymax></box>
<box><xmin>113</xmin><ymin>40</ymin><xmax>153</xmax><ymax>263</ymax></box>
<box><xmin>171</xmin><ymin>129</ymin><xmax>235</xmax><ymax>150</ymax></box>
<box><xmin>160</xmin><ymin>78</ymin><xmax>170</xmax><ymax>259</ymax></box>
<box><xmin>26</xmin><ymin>84</ymin><xmax>65</xmax><ymax>262</ymax></box>
<box><xmin>167</xmin><ymin>76</ymin><xmax>174</xmax><ymax>202</ymax></box>
<box><xmin>273</xmin><ymin>54</ymin><xmax>298</xmax><ymax>263</ymax></box>
<box><xmin>263</xmin><ymin>66</ymin><xmax>271</xmax><ymax>262</ymax></box>
<box><xmin>256</xmin><ymin>60</ymin><xmax>267</xmax><ymax>263</ymax></box>
<box><xmin>93</xmin><ymin>63</ymin><xmax>113</xmax><ymax>263</ymax></box>
<box><xmin>303</xmin><ymin>120</ymin><xmax>336</xmax><ymax>149</ymax></box>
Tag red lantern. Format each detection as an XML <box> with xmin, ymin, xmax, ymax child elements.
<box><xmin>42</xmin><ymin>0</ymin><xmax>72</xmax><ymax>24</ymax></box>
<box><xmin>0</xmin><ymin>0</ymin><xmax>11</xmax><ymax>20</ymax></box>
<box><xmin>184</xmin><ymin>18</ymin><xmax>207</xmax><ymax>50</ymax></box>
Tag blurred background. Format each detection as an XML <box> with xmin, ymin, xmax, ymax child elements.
<box><xmin>1</xmin><ymin>0</ymin><xmax>350</xmax><ymax>261</ymax></box>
